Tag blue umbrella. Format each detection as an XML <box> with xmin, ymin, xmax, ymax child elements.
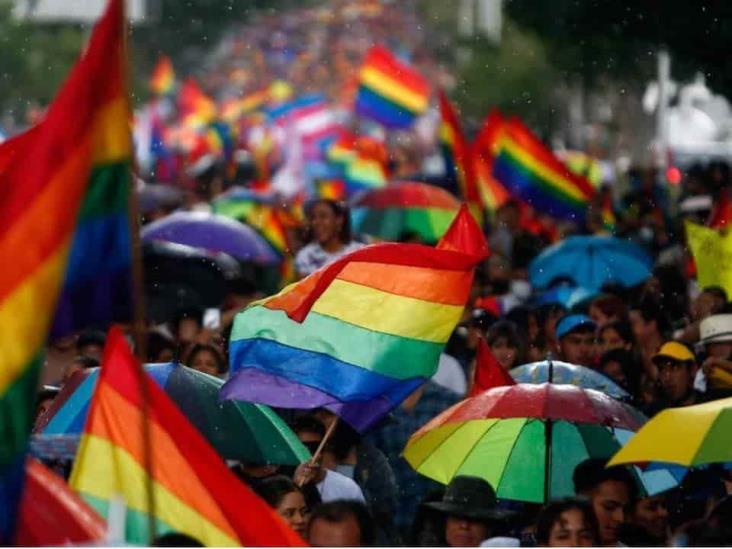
<box><xmin>533</xmin><ymin>286</ymin><xmax>597</xmax><ymax>309</ymax></box>
<box><xmin>528</xmin><ymin>236</ymin><xmax>652</xmax><ymax>291</ymax></box>
<box><xmin>510</xmin><ymin>360</ymin><xmax>630</xmax><ymax>399</ymax></box>
<box><xmin>141</xmin><ymin>211</ymin><xmax>281</xmax><ymax>265</ymax></box>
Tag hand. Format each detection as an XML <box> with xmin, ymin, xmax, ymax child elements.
<box><xmin>293</xmin><ymin>461</ymin><xmax>321</xmax><ymax>487</ymax></box>
<box><xmin>702</xmin><ymin>356</ymin><xmax>732</xmax><ymax>376</ymax></box>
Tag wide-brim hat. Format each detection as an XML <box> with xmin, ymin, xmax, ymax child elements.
<box><xmin>700</xmin><ymin>314</ymin><xmax>732</xmax><ymax>345</ymax></box>
<box><xmin>424</xmin><ymin>476</ymin><xmax>515</xmax><ymax>521</ymax></box>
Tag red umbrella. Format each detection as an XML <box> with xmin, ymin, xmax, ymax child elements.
<box><xmin>16</xmin><ymin>459</ymin><xmax>106</xmax><ymax>546</ymax></box>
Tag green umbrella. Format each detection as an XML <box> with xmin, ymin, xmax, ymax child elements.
<box><xmin>36</xmin><ymin>363</ymin><xmax>310</xmax><ymax>466</ymax></box>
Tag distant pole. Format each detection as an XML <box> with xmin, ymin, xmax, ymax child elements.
<box><xmin>656</xmin><ymin>50</ymin><xmax>671</xmax><ymax>175</ymax></box>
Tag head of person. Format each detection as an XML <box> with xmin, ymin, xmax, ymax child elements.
<box><xmin>425</xmin><ymin>476</ymin><xmax>512</xmax><ymax>547</ymax></box>
<box><xmin>62</xmin><ymin>355</ymin><xmax>100</xmax><ymax>385</ymax></box>
<box><xmin>573</xmin><ymin>458</ymin><xmax>637</xmax><ymax>546</ymax></box>
<box><xmin>700</xmin><ymin>314</ymin><xmax>732</xmax><ymax>359</ymax></box>
<box><xmin>599</xmin><ymin>349</ymin><xmax>640</xmax><ymax>395</ymax></box>
<box><xmin>555</xmin><ymin>314</ymin><xmax>597</xmax><ymax>366</ymax></box>
<box><xmin>536</xmin><ymin>303</ymin><xmax>568</xmax><ymax>347</ymax></box>
<box><xmin>308</xmin><ymin>500</ymin><xmax>375</xmax><ymax>547</ymax></box>
<box><xmin>146</xmin><ymin>330</ymin><xmax>176</xmax><ymax>363</ymax></box>
<box><xmin>630</xmin><ymin>494</ymin><xmax>669</xmax><ymax>543</ymax></box>
<box><xmin>629</xmin><ymin>298</ymin><xmax>669</xmax><ymax>343</ymax></box>
<box><xmin>597</xmin><ymin>320</ymin><xmax>634</xmax><ymax>356</ymax></box>
<box><xmin>186</xmin><ymin>343</ymin><xmax>226</xmax><ymax>376</ymax></box>
<box><xmin>589</xmin><ymin>294</ymin><xmax>628</xmax><ymax>328</ymax></box>
<box><xmin>652</xmin><ymin>342</ymin><xmax>698</xmax><ymax>405</ymax></box>
<box><xmin>306</xmin><ymin>199</ymin><xmax>351</xmax><ymax>248</ymax></box>
<box><xmin>173</xmin><ymin>308</ymin><xmax>204</xmax><ymax>344</ymax></box>
<box><xmin>534</xmin><ymin>499</ymin><xmax>599</xmax><ymax>547</ymax></box>
<box><xmin>486</xmin><ymin>321</ymin><xmax>524</xmax><ymax>370</ymax></box>
<box><xmin>76</xmin><ymin>329</ymin><xmax>106</xmax><ymax>359</ymax></box>
<box><xmin>35</xmin><ymin>385</ymin><xmax>59</xmax><ymax>426</ymax></box>
<box><xmin>692</xmin><ymin>286</ymin><xmax>727</xmax><ymax>320</ymax></box>
<box><xmin>291</xmin><ymin>415</ymin><xmax>327</xmax><ymax>455</ymax></box>
<box><xmin>255</xmin><ymin>475</ymin><xmax>310</xmax><ymax>540</ymax></box>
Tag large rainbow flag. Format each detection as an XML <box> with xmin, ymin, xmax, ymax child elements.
<box><xmin>438</xmin><ymin>91</ymin><xmax>481</xmax><ymax>215</ymax></box>
<box><xmin>492</xmin><ymin>118</ymin><xmax>595</xmax><ymax>222</ymax></box>
<box><xmin>473</xmin><ymin>109</ymin><xmax>511</xmax><ymax>214</ymax></box>
<box><xmin>221</xmin><ymin>206</ymin><xmax>487</xmax><ymax>431</ymax></box>
<box><xmin>354</xmin><ymin>45</ymin><xmax>430</xmax><ymax>128</ymax></box>
<box><xmin>327</xmin><ymin>133</ymin><xmax>388</xmax><ymax>194</ymax></box>
<box><xmin>149</xmin><ymin>55</ymin><xmax>175</xmax><ymax>96</ymax></box>
<box><xmin>0</xmin><ymin>0</ymin><xmax>130</xmax><ymax>541</ymax></box>
<box><xmin>70</xmin><ymin>328</ymin><xmax>304</xmax><ymax>546</ymax></box>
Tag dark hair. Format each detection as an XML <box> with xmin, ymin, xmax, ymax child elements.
<box><xmin>291</xmin><ymin>415</ymin><xmax>326</xmax><ymax>439</ymax></box>
<box><xmin>152</xmin><ymin>532</ymin><xmax>204</xmax><ymax>547</ymax></box>
<box><xmin>76</xmin><ymin>329</ymin><xmax>106</xmax><ymax>353</ymax></box>
<box><xmin>173</xmin><ymin>307</ymin><xmax>204</xmax><ymax>331</ymax></box>
<box><xmin>254</xmin><ymin>475</ymin><xmax>303</xmax><ymax>509</ymax></box>
<box><xmin>72</xmin><ymin>355</ymin><xmax>100</xmax><ymax>370</ymax></box>
<box><xmin>305</xmin><ymin>199</ymin><xmax>352</xmax><ymax>243</ymax></box>
<box><xmin>573</xmin><ymin>458</ymin><xmax>638</xmax><ymax>500</ymax></box>
<box><xmin>486</xmin><ymin>321</ymin><xmax>525</xmax><ymax>364</ymax></box>
<box><xmin>147</xmin><ymin>330</ymin><xmax>176</xmax><ymax>363</ymax></box>
<box><xmin>309</xmin><ymin>500</ymin><xmax>375</xmax><ymax>546</ymax></box>
<box><xmin>702</xmin><ymin>285</ymin><xmax>728</xmax><ymax>304</ymax></box>
<box><xmin>590</xmin><ymin>294</ymin><xmax>628</xmax><ymax>322</ymax></box>
<box><xmin>599</xmin><ymin>320</ymin><xmax>634</xmax><ymax>346</ymax></box>
<box><xmin>330</xmin><ymin>420</ymin><xmax>362</xmax><ymax>462</ymax></box>
<box><xmin>599</xmin><ymin>348</ymin><xmax>641</xmax><ymax>396</ymax></box>
<box><xmin>535</xmin><ymin>499</ymin><xmax>599</xmax><ymax>546</ymax></box>
<box><xmin>631</xmin><ymin>298</ymin><xmax>671</xmax><ymax>336</ymax></box>
<box><xmin>186</xmin><ymin>343</ymin><xmax>226</xmax><ymax>374</ymax></box>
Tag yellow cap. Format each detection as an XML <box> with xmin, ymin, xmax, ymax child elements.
<box><xmin>652</xmin><ymin>341</ymin><xmax>695</xmax><ymax>364</ymax></box>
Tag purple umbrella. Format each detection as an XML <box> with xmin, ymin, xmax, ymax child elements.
<box><xmin>141</xmin><ymin>211</ymin><xmax>280</xmax><ymax>265</ymax></box>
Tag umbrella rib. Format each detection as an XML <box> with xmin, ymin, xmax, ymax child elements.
<box><xmin>447</xmin><ymin>419</ymin><xmax>502</xmax><ymax>478</ymax></box>
<box><xmin>493</xmin><ymin>417</ymin><xmax>530</xmax><ymax>494</ymax></box>
<box><xmin>687</xmin><ymin>412</ymin><xmax>719</xmax><ymax>467</ymax></box>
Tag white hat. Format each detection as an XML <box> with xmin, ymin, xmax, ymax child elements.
<box><xmin>700</xmin><ymin>314</ymin><xmax>732</xmax><ymax>344</ymax></box>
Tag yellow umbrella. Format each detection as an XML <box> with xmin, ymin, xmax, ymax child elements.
<box><xmin>609</xmin><ymin>397</ymin><xmax>732</xmax><ymax>467</ymax></box>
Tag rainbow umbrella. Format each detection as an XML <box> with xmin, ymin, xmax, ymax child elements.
<box><xmin>33</xmin><ymin>363</ymin><xmax>309</xmax><ymax>465</ymax></box>
<box><xmin>404</xmin><ymin>383</ymin><xmax>674</xmax><ymax>503</ymax></box>
<box><xmin>609</xmin><ymin>396</ymin><xmax>732</xmax><ymax>469</ymax></box>
<box><xmin>351</xmin><ymin>181</ymin><xmax>461</xmax><ymax>243</ymax></box>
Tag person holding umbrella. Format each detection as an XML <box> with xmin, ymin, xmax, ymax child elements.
<box><xmin>423</xmin><ymin>476</ymin><xmax>514</xmax><ymax>547</ymax></box>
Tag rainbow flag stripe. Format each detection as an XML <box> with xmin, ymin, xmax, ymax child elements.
<box><xmin>149</xmin><ymin>55</ymin><xmax>175</xmax><ymax>95</ymax></box>
<box><xmin>355</xmin><ymin>46</ymin><xmax>430</xmax><ymax>128</ymax></box>
<box><xmin>178</xmin><ymin>78</ymin><xmax>217</xmax><ymax>129</ymax></box>
<box><xmin>473</xmin><ymin>109</ymin><xmax>511</xmax><ymax>213</ymax></box>
<box><xmin>492</xmin><ymin>118</ymin><xmax>595</xmax><ymax>222</ymax></box>
<box><xmin>221</xmin><ymin>206</ymin><xmax>487</xmax><ymax>431</ymax></box>
<box><xmin>327</xmin><ymin>134</ymin><xmax>387</xmax><ymax>193</ymax></box>
<box><xmin>70</xmin><ymin>328</ymin><xmax>305</xmax><ymax>546</ymax></box>
<box><xmin>0</xmin><ymin>0</ymin><xmax>129</xmax><ymax>541</ymax></box>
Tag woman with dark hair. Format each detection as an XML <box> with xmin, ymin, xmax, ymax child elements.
<box><xmin>486</xmin><ymin>320</ymin><xmax>525</xmax><ymax>370</ymax></box>
<box><xmin>589</xmin><ymin>294</ymin><xmax>628</xmax><ymax>327</ymax></box>
<box><xmin>295</xmin><ymin>199</ymin><xmax>363</xmax><ymax>277</ymax></box>
<box><xmin>255</xmin><ymin>475</ymin><xmax>310</xmax><ymax>540</ymax></box>
<box><xmin>534</xmin><ymin>499</ymin><xmax>599</xmax><ymax>547</ymax></box>
<box><xmin>599</xmin><ymin>348</ymin><xmax>641</xmax><ymax>396</ymax></box>
<box><xmin>186</xmin><ymin>343</ymin><xmax>226</xmax><ymax>376</ymax></box>
<box><xmin>597</xmin><ymin>320</ymin><xmax>634</xmax><ymax>356</ymax></box>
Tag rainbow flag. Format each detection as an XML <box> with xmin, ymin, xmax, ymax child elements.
<box><xmin>600</xmin><ymin>189</ymin><xmax>616</xmax><ymax>233</ymax></box>
<box><xmin>354</xmin><ymin>45</ymin><xmax>430</xmax><ymax>128</ymax></box>
<box><xmin>220</xmin><ymin>88</ymin><xmax>270</xmax><ymax>123</ymax></box>
<box><xmin>315</xmin><ymin>178</ymin><xmax>346</xmax><ymax>200</ymax></box>
<box><xmin>69</xmin><ymin>328</ymin><xmax>304</xmax><ymax>546</ymax></box>
<box><xmin>0</xmin><ymin>0</ymin><xmax>129</xmax><ymax>541</ymax></box>
<box><xmin>149</xmin><ymin>55</ymin><xmax>175</xmax><ymax>95</ymax></box>
<box><xmin>221</xmin><ymin>206</ymin><xmax>487</xmax><ymax>431</ymax></box>
<box><xmin>473</xmin><ymin>109</ymin><xmax>511</xmax><ymax>213</ymax></box>
<box><xmin>178</xmin><ymin>78</ymin><xmax>217</xmax><ymax>129</ymax></box>
<box><xmin>492</xmin><ymin>118</ymin><xmax>595</xmax><ymax>222</ymax></box>
<box><xmin>327</xmin><ymin>133</ymin><xmax>387</xmax><ymax>194</ymax></box>
<box><xmin>438</xmin><ymin>91</ymin><xmax>480</xmax><ymax>216</ymax></box>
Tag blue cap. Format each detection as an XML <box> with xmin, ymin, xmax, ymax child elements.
<box><xmin>555</xmin><ymin>314</ymin><xmax>596</xmax><ymax>339</ymax></box>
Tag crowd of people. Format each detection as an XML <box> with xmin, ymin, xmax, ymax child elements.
<box><xmin>26</xmin><ymin>0</ymin><xmax>732</xmax><ymax>547</ymax></box>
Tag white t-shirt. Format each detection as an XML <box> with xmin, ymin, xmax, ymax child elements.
<box><xmin>432</xmin><ymin>353</ymin><xmax>467</xmax><ymax>396</ymax></box>
<box><xmin>295</xmin><ymin>241</ymin><xmax>364</xmax><ymax>276</ymax></box>
<box><xmin>317</xmin><ymin>469</ymin><xmax>366</xmax><ymax>503</ymax></box>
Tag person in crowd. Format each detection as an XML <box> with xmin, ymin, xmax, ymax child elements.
<box><xmin>596</xmin><ymin>320</ymin><xmax>634</xmax><ymax>356</ymax></box>
<box><xmin>554</xmin><ymin>314</ymin><xmax>597</xmax><ymax>366</ymax></box>
<box><xmin>291</xmin><ymin>415</ymin><xmax>366</xmax><ymax>504</ymax></box>
<box><xmin>623</xmin><ymin>493</ymin><xmax>670</xmax><ymax>546</ymax></box>
<box><xmin>485</xmin><ymin>320</ymin><xmax>524</xmax><ymax>371</ymax></box>
<box><xmin>185</xmin><ymin>343</ymin><xmax>227</xmax><ymax>376</ymax></box>
<box><xmin>699</xmin><ymin>313</ymin><xmax>732</xmax><ymax>397</ymax></box>
<box><xmin>598</xmin><ymin>349</ymin><xmax>641</xmax><ymax>396</ymax></box>
<box><xmin>61</xmin><ymin>355</ymin><xmax>99</xmax><ymax>385</ymax></box>
<box><xmin>172</xmin><ymin>307</ymin><xmax>205</xmax><ymax>348</ymax></box>
<box><xmin>34</xmin><ymin>385</ymin><xmax>59</xmax><ymax>427</ymax></box>
<box><xmin>629</xmin><ymin>298</ymin><xmax>670</xmax><ymax>380</ymax></box>
<box><xmin>649</xmin><ymin>341</ymin><xmax>701</xmax><ymax>414</ymax></box>
<box><xmin>424</xmin><ymin>476</ymin><xmax>514</xmax><ymax>547</ymax></box>
<box><xmin>588</xmin><ymin>294</ymin><xmax>628</xmax><ymax>328</ymax></box>
<box><xmin>573</xmin><ymin>458</ymin><xmax>637</xmax><ymax>547</ymax></box>
<box><xmin>295</xmin><ymin>199</ymin><xmax>363</xmax><ymax>277</ymax></box>
<box><xmin>255</xmin><ymin>475</ymin><xmax>310</xmax><ymax>541</ymax></box>
<box><xmin>75</xmin><ymin>329</ymin><xmax>106</xmax><ymax>360</ymax></box>
<box><xmin>534</xmin><ymin>499</ymin><xmax>599</xmax><ymax>547</ymax></box>
<box><xmin>536</xmin><ymin>303</ymin><xmax>567</xmax><ymax>353</ymax></box>
<box><xmin>308</xmin><ymin>500</ymin><xmax>375</xmax><ymax>547</ymax></box>
<box><xmin>146</xmin><ymin>330</ymin><xmax>176</xmax><ymax>363</ymax></box>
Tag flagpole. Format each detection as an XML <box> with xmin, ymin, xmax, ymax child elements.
<box><xmin>121</xmin><ymin>0</ymin><xmax>156</xmax><ymax>541</ymax></box>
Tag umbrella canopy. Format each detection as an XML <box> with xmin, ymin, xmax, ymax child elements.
<box><xmin>532</xmin><ymin>286</ymin><xmax>597</xmax><ymax>309</ymax></box>
<box><xmin>404</xmin><ymin>383</ymin><xmax>667</xmax><ymax>503</ymax></box>
<box><xmin>16</xmin><ymin>459</ymin><xmax>106</xmax><ymax>546</ymax></box>
<box><xmin>351</xmin><ymin>181</ymin><xmax>461</xmax><ymax>243</ymax></box>
<box><xmin>528</xmin><ymin>236</ymin><xmax>652</xmax><ymax>291</ymax></box>
<box><xmin>510</xmin><ymin>361</ymin><xmax>630</xmax><ymax>399</ymax></box>
<box><xmin>143</xmin><ymin>240</ymin><xmax>242</xmax><ymax>323</ymax></box>
<box><xmin>34</xmin><ymin>363</ymin><xmax>309</xmax><ymax>466</ymax></box>
<box><xmin>609</xmin><ymin>396</ymin><xmax>732</xmax><ymax>468</ymax></box>
<box><xmin>141</xmin><ymin>210</ymin><xmax>281</xmax><ymax>264</ymax></box>
<box><xmin>137</xmin><ymin>183</ymin><xmax>183</xmax><ymax>214</ymax></box>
